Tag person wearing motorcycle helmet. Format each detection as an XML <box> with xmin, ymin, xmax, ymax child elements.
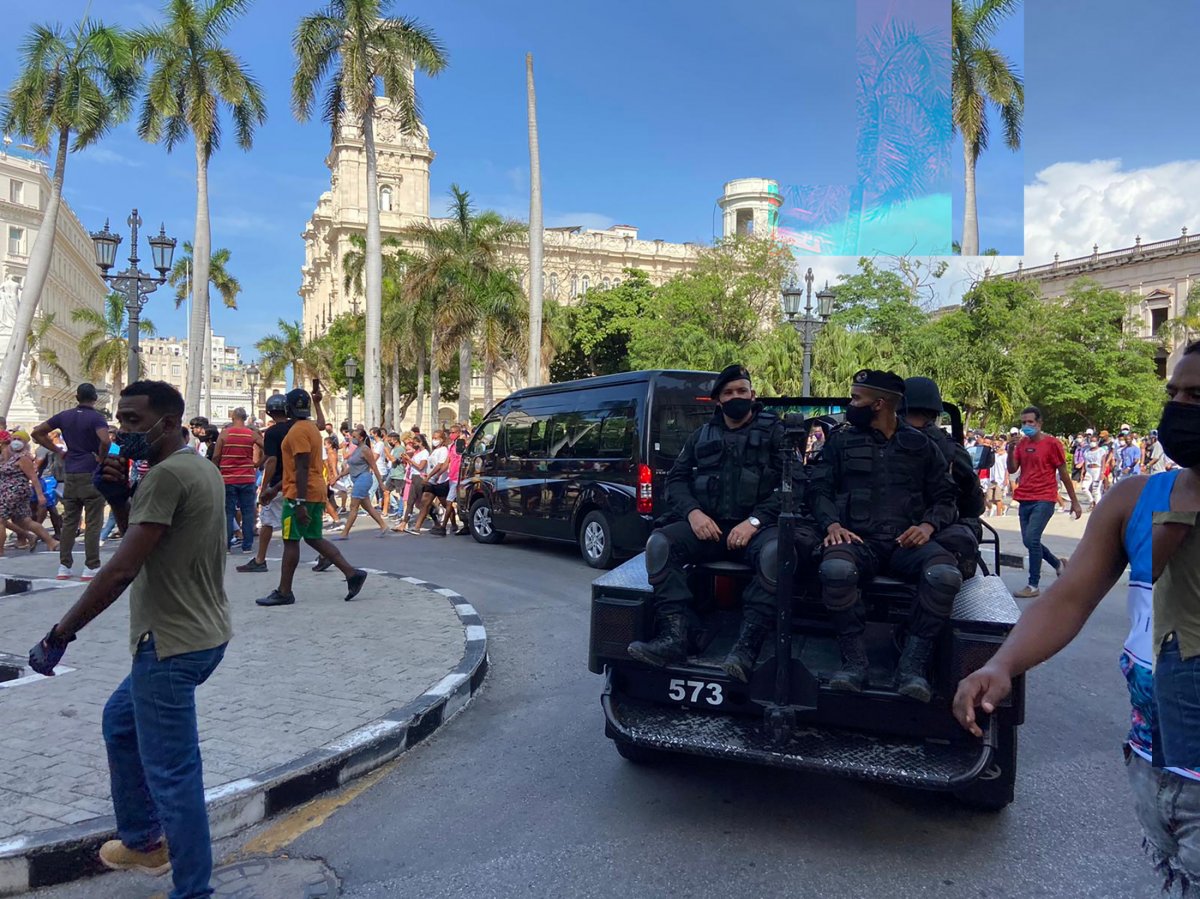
<box><xmin>237</xmin><ymin>394</ymin><xmax>291</xmax><ymax>573</ymax></box>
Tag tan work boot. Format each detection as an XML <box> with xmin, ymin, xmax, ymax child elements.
<box><xmin>99</xmin><ymin>838</ymin><xmax>171</xmax><ymax>875</ymax></box>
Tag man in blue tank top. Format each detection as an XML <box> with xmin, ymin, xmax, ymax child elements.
<box><xmin>954</xmin><ymin>340</ymin><xmax>1200</xmax><ymax>894</ymax></box>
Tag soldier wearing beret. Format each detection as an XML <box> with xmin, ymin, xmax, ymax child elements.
<box><xmin>808</xmin><ymin>369</ymin><xmax>960</xmax><ymax>702</ymax></box>
<box><xmin>627</xmin><ymin>364</ymin><xmax>801</xmax><ymax>682</ymax></box>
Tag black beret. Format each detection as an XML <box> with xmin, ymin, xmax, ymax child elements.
<box><xmin>852</xmin><ymin>369</ymin><xmax>905</xmax><ymax>396</ymax></box>
<box><xmin>712</xmin><ymin>364</ymin><xmax>752</xmax><ymax>399</ymax></box>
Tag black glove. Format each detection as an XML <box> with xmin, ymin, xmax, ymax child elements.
<box><xmin>29</xmin><ymin>625</ymin><xmax>75</xmax><ymax>676</ymax></box>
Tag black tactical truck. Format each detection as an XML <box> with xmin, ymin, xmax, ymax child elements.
<box><xmin>587</xmin><ymin>398</ymin><xmax>1024</xmax><ymax>810</ymax></box>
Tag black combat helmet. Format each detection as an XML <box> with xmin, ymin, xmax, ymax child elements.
<box><xmin>285</xmin><ymin>388</ymin><xmax>312</xmax><ymax>419</ymax></box>
<box><xmin>266</xmin><ymin>394</ymin><xmax>288</xmax><ymax>416</ymax></box>
<box><xmin>902</xmin><ymin>377</ymin><xmax>943</xmax><ymax>415</ymax></box>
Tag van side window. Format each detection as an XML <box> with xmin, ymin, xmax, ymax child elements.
<box><xmin>549</xmin><ymin>411</ymin><xmax>602</xmax><ymax>459</ymax></box>
<box><xmin>503</xmin><ymin>411</ymin><xmax>550</xmax><ymax>458</ymax></box>
<box><xmin>598</xmin><ymin>408</ymin><xmax>635</xmax><ymax>458</ymax></box>
<box><xmin>469</xmin><ymin>418</ymin><xmax>501</xmax><ymax>456</ymax></box>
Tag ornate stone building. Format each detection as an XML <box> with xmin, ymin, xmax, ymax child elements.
<box><xmin>0</xmin><ymin>142</ymin><xmax>108</xmax><ymax>428</ymax></box>
<box><xmin>299</xmin><ymin>97</ymin><xmax>776</xmax><ymax>424</ymax></box>
<box><xmin>1002</xmin><ymin>228</ymin><xmax>1200</xmax><ymax>377</ymax></box>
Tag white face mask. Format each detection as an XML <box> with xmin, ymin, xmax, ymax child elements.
<box><xmin>10</xmin><ymin>439</ymin><xmax>25</xmax><ymax>452</ymax></box>
<box><xmin>432</xmin><ymin>439</ymin><xmax>442</xmax><ymax>448</ymax></box>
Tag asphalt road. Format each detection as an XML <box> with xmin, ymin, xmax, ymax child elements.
<box><xmin>276</xmin><ymin>528</ymin><xmax>1160</xmax><ymax>899</ymax></box>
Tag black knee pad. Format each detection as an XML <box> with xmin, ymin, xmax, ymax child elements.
<box><xmin>920</xmin><ymin>563</ymin><xmax>962</xmax><ymax>616</ymax></box>
<box><xmin>756</xmin><ymin>538</ymin><xmax>779</xmax><ymax>594</ymax></box>
<box><xmin>645</xmin><ymin>530</ymin><xmax>671</xmax><ymax>585</ymax></box>
<box><xmin>818</xmin><ymin>557</ymin><xmax>859</xmax><ymax>610</ymax></box>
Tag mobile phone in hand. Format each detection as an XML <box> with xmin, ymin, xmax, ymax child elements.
<box><xmin>312</xmin><ymin>378</ymin><xmax>322</xmax><ymax>395</ymax></box>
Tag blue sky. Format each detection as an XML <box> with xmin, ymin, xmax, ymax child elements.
<box><xmin>2</xmin><ymin>0</ymin><xmax>1195</xmax><ymax>354</ymax></box>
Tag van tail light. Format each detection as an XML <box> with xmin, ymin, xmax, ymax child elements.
<box><xmin>637</xmin><ymin>464</ymin><xmax>653</xmax><ymax>514</ymax></box>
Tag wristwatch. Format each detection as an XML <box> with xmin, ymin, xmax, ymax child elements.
<box><xmin>748</xmin><ymin>516</ymin><xmax>762</xmax><ymax>529</ymax></box>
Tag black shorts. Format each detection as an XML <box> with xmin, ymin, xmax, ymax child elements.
<box><xmin>422</xmin><ymin>481</ymin><xmax>450</xmax><ymax>499</ymax></box>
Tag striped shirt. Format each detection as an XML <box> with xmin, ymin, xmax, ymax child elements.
<box><xmin>219</xmin><ymin>426</ymin><xmax>257</xmax><ymax>485</ymax></box>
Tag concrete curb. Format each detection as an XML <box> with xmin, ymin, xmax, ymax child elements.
<box><xmin>0</xmin><ymin>571</ymin><xmax>488</xmax><ymax>896</ymax></box>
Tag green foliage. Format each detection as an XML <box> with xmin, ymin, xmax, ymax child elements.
<box><xmin>549</xmin><ymin>270</ymin><xmax>652</xmax><ymax>381</ymax></box>
<box><xmin>826</xmin><ymin>256</ymin><xmax>925</xmax><ymax>342</ymax></box>
<box><xmin>168</xmin><ymin>242</ymin><xmax>241</xmax><ymax>309</ymax></box>
<box><xmin>72</xmin><ymin>292</ymin><xmax>156</xmax><ymax>392</ymax></box>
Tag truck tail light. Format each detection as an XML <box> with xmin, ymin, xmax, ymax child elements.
<box><xmin>637</xmin><ymin>464</ymin><xmax>653</xmax><ymax>514</ymax></box>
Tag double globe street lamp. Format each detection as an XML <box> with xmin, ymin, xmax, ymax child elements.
<box><xmin>90</xmin><ymin>210</ymin><xmax>176</xmax><ymax>383</ymax></box>
<box><xmin>781</xmin><ymin>267</ymin><xmax>836</xmax><ymax>396</ymax></box>
<box><xmin>246</xmin><ymin>362</ymin><xmax>260</xmax><ymax>419</ymax></box>
<box><xmin>344</xmin><ymin>355</ymin><xmax>359</xmax><ymax>429</ymax></box>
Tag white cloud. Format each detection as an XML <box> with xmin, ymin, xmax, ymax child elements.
<box><xmin>1023</xmin><ymin>158</ymin><xmax>1198</xmax><ymax>264</ymax></box>
<box><xmin>211</xmin><ymin>210</ymin><xmax>277</xmax><ymax>236</ymax></box>
<box><xmin>84</xmin><ymin>147</ymin><xmax>141</xmax><ymax>167</ymax></box>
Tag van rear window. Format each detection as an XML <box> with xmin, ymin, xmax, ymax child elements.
<box><xmin>652</xmin><ymin>405</ymin><xmax>714</xmax><ymax>462</ymax></box>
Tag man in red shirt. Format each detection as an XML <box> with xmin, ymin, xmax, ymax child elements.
<box><xmin>1008</xmin><ymin>405</ymin><xmax>1082</xmax><ymax>597</ymax></box>
<box><xmin>213</xmin><ymin>408</ymin><xmax>262</xmax><ymax>553</ymax></box>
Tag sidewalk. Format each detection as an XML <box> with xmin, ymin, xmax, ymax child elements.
<box><xmin>0</xmin><ymin>520</ymin><xmax>487</xmax><ymax>895</ymax></box>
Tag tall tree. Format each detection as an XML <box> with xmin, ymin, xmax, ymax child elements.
<box><xmin>292</xmin><ymin>0</ymin><xmax>447</xmax><ymax>429</ymax></box>
<box><xmin>135</xmin><ymin>0</ymin><xmax>266</xmax><ymax>420</ymax></box>
<box><xmin>951</xmin><ymin>0</ymin><xmax>1024</xmax><ymax>255</ymax></box>
<box><xmin>0</xmin><ymin>19</ymin><xmax>138</xmax><ymax>417</ymax></box>
<box><xmin>168</xmin><ymin>241</ymin><xmax>242</xmax><ymax>311</ymax></box>
<box><xmin>72</xmin><ymin>293</ymin><xmax>157</xmax><ymax>398</ymax></box>
<box><xmin>255</xmin><ymin>318</ymin><xmax>308</xmax><ymax>388</ymax></box>
<box><xmin>525</xmin><ymin>52</ymin><xmax>544</xmax><ymax>387</ymax></box>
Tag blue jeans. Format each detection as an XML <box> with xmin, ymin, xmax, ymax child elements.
<box><xmin>224</xmin><ymin>483</ymin><xmax>256</xmax><ymax>551</ymax></box>
<box><xmin>1017</xmin><ymin>500</ymin><xmax>1060</xmax><ymax>587</ymax></box>
<box><xmin>102</xmin><ymin>637</ymin><xmax>226</xmax><ymax>899</ymax></box>
<box><xmin>101</xmin><ymin>509</ymin><xmax>118</xmax><ymax>540</ymax></box>
<box><xmin>1156</xmin><ymin>634</ymin><xmax>1200</xmax><ymax>770</ymax></box>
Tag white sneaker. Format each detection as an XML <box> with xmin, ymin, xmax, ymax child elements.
<box><xmin>56</xmin><ymin>564</ymin><xmax>73</xmax><ymax>580</ymax></box>
<box><xmin>82</xmin><ymin>565</ymin><xmax>100</xmax><ymax>581</ymax></box>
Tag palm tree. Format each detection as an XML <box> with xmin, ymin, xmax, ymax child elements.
<box><xmin>255</xmin><ymin>319</ymin><xmax>308</xmax><ymax>389</ymax></box>
<box><xmin>952</xmin><ymin>0</ymin><xmax>1024</xmax><ymax>256</ymax></box>
<box><xmin>472</xmin><ymin>267</ymin><xmax>526</xmax><ymax>412</ymax></box>
<box><xmin>400</xmin><ymin>185</ymin><xmax>525</xmax><ymax>430</ymax></box>
<box><xmin>0</xmin><ymin>19</ymin><xmax>138</xmax><ymax>417</ymax></box>
<box><xmin>135</xmin><ymin>0</ymin><xmax>267</xmax><ymax>421</ymax></box>
<box><xmin>26</xmin><ymin>313</ymin><xmax>72</xmax><ymax>388</ymax></box>
<box><xmin>72</xmin><ymin>293</ymin><xmax>157</xmax><ymax>397</ymax></box>
<box><xmin>292</xmin><ymin>0</ymin><xmax>448</xmax><ymax>430</ymax></box>
<box><xmin>525</xmin><ymin>52</ymin><xmax>544</xmax><ymax>387</ymax></box>
<box><xmin>168</xmin><ymin>241</ymin><xmax>241</xmax><ymax>310</ymax></box>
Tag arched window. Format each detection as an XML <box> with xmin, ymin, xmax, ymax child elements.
<box><xmin>379</xmin><ymin>185</ymin><xmax>393</xmax><ymax>212</ymax></box>
<box><xmin>571</xmin><ymin>275</ymin><xmax>578</xmax><ymax>298</ymax></box>
<box><xmin>550</xmin><ymin>273</ymin><xmax>558</xmax><ymax>298</ymax></box>
<box><xmin>581</xmin><ymin>275</ymin><xmax>590</xmax><ymax>294</ymax></box>
<box><xmin>602</xmin><ymin>278</ymin><xmax>611</xmax><ymax>290</ymax></box>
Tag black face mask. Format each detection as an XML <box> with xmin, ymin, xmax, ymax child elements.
<box><xmin>845</xmin><ymin>403</ymin><xmax>876</xmax><ymax>429</ymax></box>
<box><xmin>1157</xmin><ymin>402</ymin><xmax>1200</xmax><ymax>469</ymax></box>
<box><xmin>720</xmin><ymin>397</ymin><xmax>753</xmax><ymax>422</ymax></box>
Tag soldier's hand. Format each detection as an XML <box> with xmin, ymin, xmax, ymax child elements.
<box><xmin>896</xmin><ymin>523</ymin><xmax>934</xmax><ymax>548</ymax></box>
<box><xmin>953</xmin><ymin>663</ymin><xmax>1012</xmax><ymax>738</ymax></box>
<box><xmin>823</xmin><ymin>523</ymin><xmax>862</xmax><ymax>546</ymax></box>
<box><xmin>727</xmin><ymin>520</ymin><xmax>757</xmax><ymax>550</ymax></box>
<box><xmin>687</xmin><ymin>509</ymin><xmax>722</xmax><ymax>542</ymax></box>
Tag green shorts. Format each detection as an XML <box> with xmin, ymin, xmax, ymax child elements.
<box><xmin>281</xmin><ymin>499</ymin><xmax>324</xmax><ymax>541</ymax></box>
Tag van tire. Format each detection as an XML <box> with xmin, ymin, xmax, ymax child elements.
<box><xmin>579</xmin><ymin>510</ymin><xmax>614</xmax><ymax>569</ymax></box>
<box><xmin>469</xmin><ymin>499</ymin><xmax>504</xmax><ymax>545</ymax></box>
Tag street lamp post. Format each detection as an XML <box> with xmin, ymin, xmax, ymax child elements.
<box><xmin>344</xmin><ymin>356</ymin><xmax>359</xmax><ymax>429</ymax></box>
<box><xmin>782</xmin><ymin>268</ymin><xmax>836</xmax><ymax>396</ymax></box>
<box><xmin>90</xmin><ymin>211</ymin><xmax>176</xmax><ymax>384</ymax></box>
<box><xmin>246</xmin><ymin>362</ymin><xmax>260</xmax><ymax>420</ymax></box>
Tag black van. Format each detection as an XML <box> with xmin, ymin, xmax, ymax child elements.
<box><xmin>457</xmin><ymin>370</ymin><xmax>718</xmax><ymax>568</ymax></box>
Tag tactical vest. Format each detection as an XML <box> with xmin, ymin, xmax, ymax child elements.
<box><xmin>691</xmin><ymin>411</ymin><xmax>779</xmax><ymax>522</ymax></box>
<box><xmin>832</xmin><ymin>424</ymin><xmax>938</xmax><ymax>536</ymax></box>
<box><xmin>922</xmin><ymin>424</ymin><xmax>986</xmax><ymax>519</ymax></box>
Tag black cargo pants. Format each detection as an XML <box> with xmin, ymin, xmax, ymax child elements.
<box><xmin>817</xmin><ymin>537</ymin><xmax>961</xmax><ymax>641</ymax></box>
<box><xmin>647</xmin><ymin>520</ymin><xmax>776</xmax><ymax>628</ymax></box>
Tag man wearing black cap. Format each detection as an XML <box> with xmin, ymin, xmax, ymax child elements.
<box><xmin>809</xmin><ymin>369</ymin><xmax>959</xmax><ymax>701</ymax></box>
<box><xmin>901</xmin><ymin>376</ymin><xmax>985</xmax><ymax>578</ymax></box>
<box><xmin>626</xmin><ymin>364</ymin><xmax>791</xmax><ymax>682</ymax></box>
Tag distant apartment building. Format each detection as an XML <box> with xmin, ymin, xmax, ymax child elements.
<box><xmin>0</xmin><ymin>140</ymin><xmax>108</xmax><ymax>427</ymax></box>
<box><xmin>141</xmin><ymin>332</ymin><xmax>285</xmax><ymax>423</ymax></box>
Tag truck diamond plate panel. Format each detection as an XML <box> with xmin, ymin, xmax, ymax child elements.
<box><xmin>950</xmin><ymin>575</ymin><xmax>1019</xmax><ymax>626</ymax></box>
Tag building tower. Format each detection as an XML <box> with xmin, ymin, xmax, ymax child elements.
<box><xmin>718</xmin><ymin>178</ymin><xmax>782</xmax><ymax>239</ymax></box>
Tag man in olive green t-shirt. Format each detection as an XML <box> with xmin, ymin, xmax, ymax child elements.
<box><xmin>1153</xmin><ymin>507</ymin><xmax>1200</xmax><ymax>769</ymax></box>
<box><xmin>28</xmin><ymin>381</ymin><xmax>230</xmax><ymax>896</ymax></box>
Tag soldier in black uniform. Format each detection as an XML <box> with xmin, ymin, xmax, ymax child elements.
<box><xmin>901</xmin><ymin>377</ymin><xmax>984</xmax><ymax>579</ymax></box>
<box><xmin>809</xmin><ymin>369</ymin><xmax>960</xmax><ymax>702</ymax></box>
<box><xmin>626</xmin><ymin>365</ymin><xmax>785</xmax><ymax>682</ymax></box>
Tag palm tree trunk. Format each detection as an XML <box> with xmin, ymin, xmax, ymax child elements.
<box><xmin>203</xmin><ymin>303</ymin><xmax>212</xmax><ymax>419</ymax></box>
<box><xmin>391</xmin><ymin>352</ymin><xmax>401</xmax><ymax>431</ymax></box>
<box><xmin>186</xmin><ymin>140</ymin><xmax>212</xmax><ymax>420</ymax></box>
<box><xmin>483</xmin><ymin>357</ymin><xmax>495</xmax><ymax>412</ymax></box>
<box><xmin>458</xmin><ymin>338</ymin><xmax>471</xmax><ymax>421</ymax></box>
<box><xmin>961</xmin><ymin>143</ymin><xmax>980</xmax><ymax>256</ymax></box>
<box><xmin>384</xmin><ymin>363</ymin><xmax>394</xmax><ymax>430</ymax></box>
<box><xmin>0</xmin><ymin>126</ymin><xmax>68</xmax><ymax>417</ymax></box>
<box><xmin>429</xmin><ymin>332</ymin><xmax>441</xmax><ymax>433</ymax></box>
<box><xmin>526</xmin><ymin>53</ymin><xmax>544</xmax><ymax>388</ymax></box>
<box><xmin>362</xmin><ymin>104</ymin><xmax>383</xmax><ymax>428</ymax></box>
<box><xmin>415</xmin><ymin>344</ymin><xmax>426</xmax><ymax>430</ymax></box>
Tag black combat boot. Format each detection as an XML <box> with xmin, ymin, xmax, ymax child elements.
<box><xmin>895</xmin><ymin>635</ymin><xmax>935</xmax><ymax>703</ymax></box>
<box><xmin>829</xmin><ymin>634</ymin><xmax>869</xmax><ymax>692</ymax></box>
<box><xmin>627</xmin><ymin>615</ymin><xmax>688</xmax><ymax>667</ymax></box>
<box><xmin>721</xmin><ymin>621</ymin><xmax>769</xmax><ymax>683</ymax></box>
